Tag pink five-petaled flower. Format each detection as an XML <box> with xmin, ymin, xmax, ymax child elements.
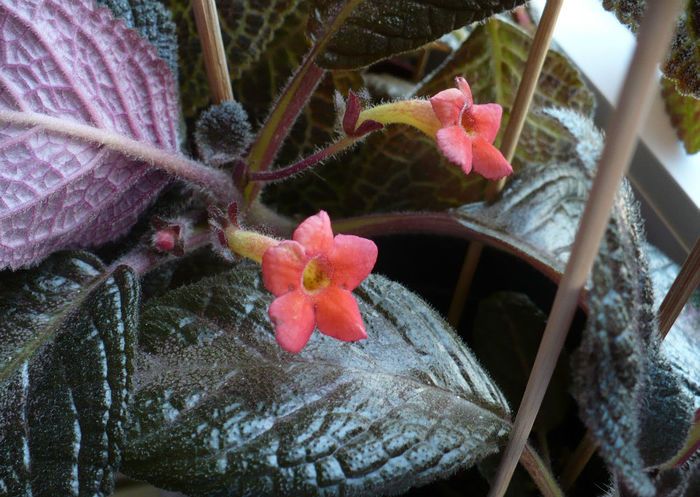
<box><xmin>430</xmin><ymin>77</ymin><xmax>512</xmax><ymax>179</ymax></box>
<box><xmin>262</xmin><ymin>211</ymin><xmax>378</xmax><ymax>353</ymax></box>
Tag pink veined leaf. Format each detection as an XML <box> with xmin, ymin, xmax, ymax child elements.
<box><xmin>0</xmin><ymin>0</ymin><xmax>179</xmax><ymax>269</ymax></box>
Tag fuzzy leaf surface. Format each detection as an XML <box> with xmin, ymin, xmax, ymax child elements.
<box><xmin>0</xmin><ymin>0</ymin><xmax>179</xmax><ymax>269</ymax></box>
<box><xmin>602</xmin><ymin>0</ymin><xmax>700</xmax><ymax>98</ymax></box>
<box><xmin>661</xmin><ymin>76</ymin><xmax>700</xmax><ymax>154</ymax></box>
<box><xmin>309</xmin><ymin>0</ymin><xmax>525</xmax><ymax>69</ymax></box>
<box><xmin>266</xmin><ymin>18</ymin><xmax>594</xmax><ymax>218</ymax></box>
<box><xmin>453</xmin><ymin>109</ymin><xmax>693</xmax><ymax>495</ymax></box>
<box><xmin>122</xmin><ymin>264</ymin><xmax>510</xmax><ymax>496</ymax></box>
<box><xmin>0</xmin><ymin>251</ymin><xmax>139</xmax><ymax>497</ymax></box>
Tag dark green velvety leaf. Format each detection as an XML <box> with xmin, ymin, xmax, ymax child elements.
<box><xmin>264</xmin><ymin>17</ymin><xmax>594</xmax><ymax>218</ymax></box>
<box><xmin>472</xmin><ymin>292</ymin><xmax>570</xmax><ymax>435</ymax></box>
<box><xmin>163</xmin><ymin>0</ymin><xmax>305</xmax><ymax>117</ymax></box>
<box><xmin>122</xmin><ymin>264</ymin><xmax>510</xmax><ymax>496</ymax></box>
<box><xmin>602</xmin><ymin>0</ymin><xmax>700</xmax><ymax>98</ymax></box>
<box><xmin>0</xmin><ymin>251</ymin><xmax>139</xmax><ymax>497</ymax></box>
<box><xmin>96</xmin><ymin>0</ymin><xmax>179</xmax><ymax>77</ymax></box>
<box><xmin>661</xmin><ymin>76</ymin><xmax>700</xmax><ymax>154</ymax></box>
<box><xmin>310</xmin><ymin>0</ymin><xmax>525</xmax><ymax>69</ymax></box>
<box><xmin>453</xmin><ymin>109</ymin><xmax>693</xmax><ymax>496</ymax></box>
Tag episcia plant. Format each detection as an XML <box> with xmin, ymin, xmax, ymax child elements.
<box><xmin>0</xmin><ymin>0</ymin><xmax>698</xmax><ymax>497</ymax></box>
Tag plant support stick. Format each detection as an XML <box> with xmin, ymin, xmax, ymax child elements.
<box><xmin>486</xmin><ymin>2</ymin><xmax>686</xmax><ymax>496</ymax></box>
<box><xmin>192</xmin><ymin>0</ymin><xmax>234</xmax><ymax>104</ymax></box>
<box><xmin>447</xmin><ymin>0</ymin><xmax>565</xmax><ymax>327</ymax></box>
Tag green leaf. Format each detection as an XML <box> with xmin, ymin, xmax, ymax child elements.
<box><xmin>122</xmin><ymin>264</ymin><xmax>510</xmax><ymax>496</ymax></box>
<box><xmin>661</xmin><ymin>76</ymin><xmax>700</xmax><ymax>154</ymax></box>
<box><xmin>0</xmin><ymin>252</ymin><xmax>139</xmax><ymax>497</ymax></box>
<box><xmin>310</xmin><ymin>0</ymin><xmax>526</xmax><ymax>69</ymax></box>
<box><xmin>96</xmin><ymin>0</ymin><xmax>179</xmax><ymax>78</ymax></box>
<box><xmin>602</xmin><ymin>0</ymin><xmax>700</xmax><ymax>98</ymax></box>
<box><xmin>472</xmin><ymin>292</ymin><xmax>570</xmax><ymax>435</ymax></box>
<box><xmin>163</xmin><ymin>0</ymin><xmax>305</xmax><ymax>117</ymax></box>
<box><xmin>264</xmin><ymin>18</ymin><xmax>594</xmax><ymax>218</ymax></box>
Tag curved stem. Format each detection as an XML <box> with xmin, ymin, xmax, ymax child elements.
<box><xmin>0</xmin><ymin>110</ymin><xmax>241</xmax><ymax>204</ymax></box>
<box><xmin>242</xmin><ymin>0</ymin><xmax>364</xmax><ymax>204</ymax></box>
<box><xmin>249</xmin><ymin>136</ymin><xmax>358</xmax><ymax>182</ymax></box>
<box><xmin>521</xmin><ymin>442</ymin><xmax>564</xmax><ymax>497</ymax></box>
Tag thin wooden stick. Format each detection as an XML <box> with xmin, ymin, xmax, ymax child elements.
<box><xmin>561</xmin><ymin>236</ymin><xmax>700</xmax><ymax>486</ymax></box>
<box><xmin>658</xmin><ymin>236</ymin><xmax>700</xmax><ymax>338</ymax></box>
<box><xmin>486</xmin><ymin>2</ymin><xmax>686</xmax><ymax>496</ymax></box>
<box><xmin>192</xmin><ymin>0</ymin><xmax>233</xmax><ymax>104</ymax></box>
<box><xmin>447</xmin><ymin>0</ymin><xmax>565</xmax><ymax>327</ymax></box>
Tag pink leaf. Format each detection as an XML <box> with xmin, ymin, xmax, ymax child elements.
<box><xmin>0</xmin><ymin>0</ymin><xmax>179</xmax><ymax>269</ymax></box>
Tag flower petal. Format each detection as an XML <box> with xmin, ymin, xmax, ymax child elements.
<box><xmin>329</xmin><ymin>234</ymin><xmax>378</xmax><ymax>291</ymax></box>
<box><xmin>262</xmin><ymin>240</ymin><xmax>306</xmax><ymax>296</ymax></box>
<box><xmin>293</xmin><ymin>210</ymin><xmax>333</xmax><ymax>256</ymax></box>
<box><xmin>455</xmin><ymin>77</ymin><xmax>474</xmax><ymax>106</ymax></box>
<box><xmin>436</xmin><ymin>125</ymin><xmax>473</xmax><ymax>174</ymax></box>
<box><xmin>430</xmin><ymin>88</ymin><xmax>466</xmax><ymax>126</ymax></box>
<box><xmin>315</xmin><ymin>287</ymin><xmax>367</xmax><ymax>342</ymax></box>
<box><xmin>268</xmin><ymin>291</ymin><xmax>315</xmax><ymax>353</ymax></box>
<box><xmin>472</xmin><ymin>137</ymin><xmax>513</xmax><ymax>180</ymax></box>
<box><xmin>468</xmin><ymin>103</ymin><xmax>502</xmax><ymax>143</ymax></box>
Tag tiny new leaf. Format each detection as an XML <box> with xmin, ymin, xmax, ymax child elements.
<box><xmin>0</xmin><ymin>0</ymin><xmax>179</xmax><ymax>269</ymax></box>
<box><xmin>309</xmin><ymin>0</ymin><xmax>525</xmax><ymax>69</ymax></box>
<box><xmin>122</xmin><ymin>263</ymin><xmax>511</xmax><ymax>496</ymax></box>
<box><xmin>0</xmin><ymin>251</ymin><xmax>139</xmax><ymax>497</ymax></box>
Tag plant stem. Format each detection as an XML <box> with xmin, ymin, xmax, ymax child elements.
<box><xmin>249</xmin><ymin>136</ymin><xmax>358</xmax><ymax>182</ymax></box>
<box><xmin>193</xmin><ymin>0</ymin><xmax>234</xmax><ymax>104</ymax></box>
<box><xmin>109</xmin><ymin>229</ymin><xmax>213</xmax><ymax>276</ymax></box>
<box><xmin>0</xmin><ymin>110</ymin><xmax>241</xmax><ymax>204</ymax></box>
<box><xmin>658</xmin><ymin>236</ymin><xmax>700</xmax><ymax>339</ymax></box>
<box><xmin>242</xmin><ymin>0</ymin><xmax>364</xmax><ymax>204</ymax></box>
<box><xmin>486</xmin><ymin>2</ymin><xmax>686</xmax><ymax>496</ymax></box>
<box><xmin>447</xmin><ymin>0</ymin><xmax>564</xmax><ymax>328</ymax></box>
<box><xmin>520</xmin><ymin>442</ymin><xmax>565</xmax><ymax>497</ymax></box>
<box><xmin>559</xmin><ymin>431</ymin><xmax>597</xmax><ymax>490</ymax></box>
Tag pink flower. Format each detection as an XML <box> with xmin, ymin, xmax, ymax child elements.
<box><xmin>262</xmin><ymin>211</ymin><xmax>378</xmax><ymax>353</ymax></box>
<box><xmin>430</xmin><ymin>77</ymin><xmax>512</xmax><ymax>179</ymax></box>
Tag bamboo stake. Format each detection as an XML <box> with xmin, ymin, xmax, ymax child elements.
<box><xmin>658</xmin><ymin>236</ymin><xmax>700</xmax><ymax>338</ymax></box>
<box><xmin>192</xmin><ymin>0</ymin><xmax>234</xmax><ymax>104</ymax></box>
<box><xmin>561</xmin><ymin>236</ymin><xmax>700</xmax><ymax>486</ymax></box>
<box><xmin>486</xmin><ymin>2</ymin><xmax>686</xmax><ymax>496</ymax></box>
<box><xmin>447</xmin><ymin>0</ymin><xmax>565</xmax><ymax>327</ymax></box>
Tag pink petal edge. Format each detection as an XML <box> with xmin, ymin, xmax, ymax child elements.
<box><xmin>435</xmin><ymin>126</ymin><xmax>473</xmax><ymax>174</ymax></box>
<box><xmin>430</xmin><ymin>88</ymin><xmax>465</xmax><ymax>126</ymax></box>
<box><xmin>329</xmin><ymin>234</ymin><xmax>378</xmax><ymax>291</ymax></box>
<box><xmin>468</xmin><ymin>103</ymin><xmax>503</xmax><ymax>143</ymax></box>
<box><xmin>472</xmin><ymin>137</ymin><xmax>513</xmax><ymax>180</ymax></box>
<box><xmin>455</xmin><ymin>77</ymin><xmax>473</xmax><ymax>106</ymax></box>
<box><xmin>268</xmin><ymin>291</ymin><xmax>316</xmax><ymax>353</ymax></box>
<box><xmin>293</xmin><ymin>210</ymin><xmax>334</xmax><ymax>256</ymax></box>
<box><xmin>315</xmin><ymin>287</ymin><xmax>367</xmax><ymax>342</ymax></box>
<box><xmin>262</xmin><ymin>240</ymin><xmax>306</xmax><ymax>296</ymax></box>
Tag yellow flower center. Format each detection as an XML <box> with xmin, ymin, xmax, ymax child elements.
<box><xmin>302</xmin><ymin>257</ymin><xmax>332</xmax><ymax>293</ymax></box>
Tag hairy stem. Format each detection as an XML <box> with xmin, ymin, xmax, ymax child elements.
<box><xmin>0</xmin><ymin>110</ymin><xmax>241</xmax><ymax>204</ymax></box>
<box><xmin>242</xmin><ymin>0</ymin><xmax>364</xmax><ymax>204</ymax></box>
<box><xmin>521</xmin><ymin>443</ymin><xmax>564</xmax><ymax>497</ymax></box>
<box><xmin>249</xmin><ymin>135</ymin><xmax>358</xmax><ymax>182</ymax></box>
